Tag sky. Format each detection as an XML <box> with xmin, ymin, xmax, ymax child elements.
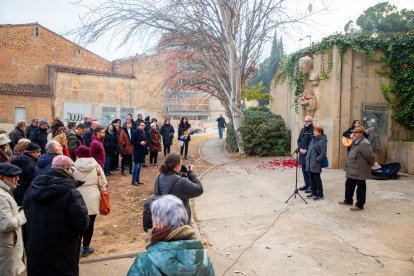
<box><xmin>1</xmin><ymin>0</ymin><xmax>413</xmax><ymax>61</ymax></box>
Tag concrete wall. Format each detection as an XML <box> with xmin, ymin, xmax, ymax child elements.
<box><xmin>54</xmin><ymin>72</ymin><xmax>136</xmax><ymax>126</ymax></box>
<box><xmin>387</xmin><ymin>142</ymin><xmax>414</xmax><ymax>174</ymax></box>
<box><xmin>270</xmin><ymin>45</ymin><xmax>414</xmax><ymax>170</ymax></box>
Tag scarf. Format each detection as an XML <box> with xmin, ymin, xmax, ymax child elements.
<box><xmin>146</xmin><ymin>225</ymin><xmax>196</xmax><ymax>248</ymax></box>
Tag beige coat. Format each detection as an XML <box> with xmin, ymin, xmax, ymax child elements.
<box><xmin>0</xmin><ymin>180</ymin><xmax>26</xmax><ymax>276</ymax></box>
<box><xmin>346</xmin><ymin>137</ymin><xmax>375</xmax><ymax>180</ymax></box>
<box><xmin>73</xmin><ymin>158</ymin><xmax>107</xmax><ymax>215</ymax></box>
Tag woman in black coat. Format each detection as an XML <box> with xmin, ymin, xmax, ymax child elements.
<box><xmin>178</xmin><ymin>117</ymin><xmax>192</xmax><ymax>160</ymax></box>
<box><xmin>160</xmin><ymin>119</ymin><xmax>175</xmax><ymax>157</ymax></box>
<box><xmin>103</xmin><ymin>124</ymin><xmax>119</xmax><ymax>176</ymax></box>
<box><xmin>131</xmin><ymin>121</ymin><xmax>147</xmax><ymax>186</ymax></box>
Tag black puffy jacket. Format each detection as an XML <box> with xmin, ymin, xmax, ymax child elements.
<box><xmin>11</xmin><ymin>153</ymin><xmax>37</xmax><ymax>206</ymax></box>
<box><xmin>23</xmin><ymin>169</ymin><xmax>89</xmax><ymax>276</ymax></box>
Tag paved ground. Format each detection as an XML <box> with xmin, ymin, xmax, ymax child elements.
<box><xmin>196</xmin><ymin>138</ymin><xmax>414</xmax><ymax>275</ymax></box>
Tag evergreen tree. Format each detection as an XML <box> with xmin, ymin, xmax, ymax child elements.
<box><xmin>248</xmin><ymin>33</ymin><xmax>285</xmax><ymax>104</ymax></box>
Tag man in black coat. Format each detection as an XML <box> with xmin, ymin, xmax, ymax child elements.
<box><xmin>9</xmin><ymin>120</ymin><xmax>27</xmax><ymax>149</ymax></box>
<box><xmin>131</xmin><ymin>122</ymin><xmax>147</xmax><ymax>186</ymax></box>
<box><xmin>67</xmin><ymin>123</ymin><xmax>86</xmax><ymax>161</ymax></box>
<box><xmin>25</xmin><ymin>118</ymin><xmax>38</xmax><ymax>140</ymax></box>
<box><xmin>29</xmin><ymin>119</ymin><xmax>48</xmax><ymax>154</ymax></box>
<box><xmin>23</xmin><ymin>155</ymin><xmax>90</xmax><ymax>276</ymax></box>
<box><xmin>84</xmin><ymin>121</ymin><xmax>100</xmax><ymax>147</ymax></box>
<box><xmin>11</xmin><ymin>143</ymin><xmax>41</xmax><ymax>206</ymax></box>
<box><xmin>297</xmin><ymin>116</ymin><xmax>314</xmax><ymax>193</ymax></box>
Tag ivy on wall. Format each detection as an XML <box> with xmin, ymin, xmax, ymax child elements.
<box><xmin>276</xmin><ymin>32</ymin><xmax>414</xmax><ymax>129</ymax></box>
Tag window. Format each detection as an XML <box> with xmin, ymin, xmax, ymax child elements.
<box><xmin>15</xmin><ymin>107</ymin><xmax>26</xmax><ymax>124</ymax></box>
<box><xmin>32</xmin><ymin>26</ymin><xmax>40</xmax><ymax>37</ymax></box>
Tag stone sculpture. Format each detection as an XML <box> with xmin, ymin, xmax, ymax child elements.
<box><xmin>298</xmin><ymin>55</ymin><xmax>319</xmax><ymax>117</ymax></box>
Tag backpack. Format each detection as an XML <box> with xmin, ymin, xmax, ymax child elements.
<box><xmin>142</xmin><ymin>175</ymin><xmax>180</xmax><ymax>232</ymax></box>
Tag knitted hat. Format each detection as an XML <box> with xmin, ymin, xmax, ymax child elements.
<box><xmin>52</xmin><ymin>155</ymin><xmax>74</xmax><ymax>167</ymax></box>
<box><xmin>74</xmin><ymin>146</ymin><xmax>91</xmax><ymax>158</ymax></box>
<box><xmin>39</xmin><ymin>119</ymin><xmax>48</xmax><ymax>126</ymax></box>
<box><xmin>0</xmin><ymin>163</ymin><xmax>22</xmax><ymax>176</ymax></box>
<box><xmin>0</xmin><ymin>134</ymin><xmax>11</xmax><ymax>146</ymax></box>
<box><xmin>24</xmin><ymin>143</ymin><xmax>41</xmax><ymax>153</ymax></box>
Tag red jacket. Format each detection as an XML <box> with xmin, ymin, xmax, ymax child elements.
<box><xmin>90</xmin><ymin>135</ymin><xmax>105</xmax><ymax>169</ymax></box>
<box><xmin>119</xmin><ymin>129</ymin><xmax>134</xmax><ymax>154</ymax></box>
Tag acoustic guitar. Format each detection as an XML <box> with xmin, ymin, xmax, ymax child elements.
<box><xmin>342</xmin><ymin>133</ymin><xmax>353</xmax><ymax>147</ymax></box>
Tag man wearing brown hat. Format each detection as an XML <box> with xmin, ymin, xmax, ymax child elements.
<box><xmin>0</xmin><ymin>163</ymin><xmax>27</xmax><ymax>275</ymax></box>
<box><xmin>339</xmin><ymin>126</ymin><xmax>375</xmax><ymax>211</ymax></box>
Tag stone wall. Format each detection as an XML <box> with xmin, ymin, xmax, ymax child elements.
<box><xmin>270</xmin><ymin>45</ymin><xmax>414</xmax><ymax>170</ymax></box>
<box><xmin>387</xmin><ymin>142</ymin><xmax>414</xmax><ymax>174</ymax></box>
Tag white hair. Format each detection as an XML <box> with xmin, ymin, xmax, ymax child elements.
<box><xmin>151</xmin><ymin>195</ymin><xmax>188</xmax><ymax>230</ymax></box>
<box><xmin>305</xmin><ymin>115</ymin><xmax>313</xmax><ymax>122</ymax></box>
<box><xmin>150</xmin><ymin>122</ymin><xmax>157</xmax><ymax>129</ymax></box>
<box><xmin>45</xmin><ymin>140</ymin><xmax>60</xmax><ymax>154</ymax></box>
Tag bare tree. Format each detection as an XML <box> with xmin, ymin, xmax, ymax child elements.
<box><xmin>73</xmin><ymin>0</ymin><xmax>326</xmax><ymax>153</ymax></box>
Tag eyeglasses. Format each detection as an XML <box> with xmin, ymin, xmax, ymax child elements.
<box><xmin>304</xmin><ymin>120</ymin><xmax>311</xmax><ymax>123</ymax></box>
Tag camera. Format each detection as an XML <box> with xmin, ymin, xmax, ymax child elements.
<box><xmin>180</xmin><ymin>164</ymin><xmax>191</xmax><ymax>173</ymax></box>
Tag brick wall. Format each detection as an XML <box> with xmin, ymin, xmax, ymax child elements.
<box><xmin>0</xmin><ymin>95</ymin><xmax>52</xmax><ymax>128</ymax></box>
<box><xmin>0</xmin><ymin>24</ymin><xmax>113</xmax><ymax>85</ymax></box>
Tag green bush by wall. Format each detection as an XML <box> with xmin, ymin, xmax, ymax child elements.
<box><xmin>225</xmin><ymin>107</ymin><xmax>291</xmax><ymax>156</ymax></box>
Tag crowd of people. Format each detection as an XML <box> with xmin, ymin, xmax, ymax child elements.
<box><xmin>0</xmin><ymin>113</ymin><xmax>215</xmax><ymax>276</ymax></box>
<box><xmin>296</xmin><ymin>116</ymin><xmax>375</xmax><ymax>210</ymax></box>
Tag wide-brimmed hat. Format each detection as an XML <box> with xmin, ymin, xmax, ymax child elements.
<box><xmin>0</xmin><ymin>134</ymin><xmax>11</xmax><ymax>146</ymax></box>
<box><xmin>351</xmin><ymin>126</ymin><xmax>366</xmax><ymax>133</ymax></box>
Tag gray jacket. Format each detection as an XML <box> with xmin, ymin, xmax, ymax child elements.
<box><xmin>305</xmin><ymin>134</ymin><xmax>327</xmax><ymax>173</ymax></box>
<box><xmin>155</xmin><ymin>171</ymin><xmax>203</xmax><ymax>223</ymax></box>
<box><xmin>346</xmin><ymin>137</ymin><xmax>375</xmax><ymax>180</ymax></box>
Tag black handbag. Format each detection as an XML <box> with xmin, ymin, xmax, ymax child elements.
<box><xmin>142</xmin><ymin>175</ymin><xmax>180</xmax><ymax>232</ymax></box>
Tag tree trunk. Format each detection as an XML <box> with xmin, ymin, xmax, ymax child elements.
<box><xmin>231</xmin><ymin>104</ymin><xmax>244</xmax><ymax>154</ymax></box>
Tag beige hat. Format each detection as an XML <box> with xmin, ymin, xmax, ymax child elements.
<box><xmin>0</xmin><ymin>134</ymin><xmax>11</xmax><ymax>146</ymax></box>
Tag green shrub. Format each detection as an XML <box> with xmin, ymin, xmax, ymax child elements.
<box><xmin>225</xmin><ymin>107</ymin><xmax>291</xmax><ymax>156</ymax></box>
<box><xmin>225</xmin><ymin>121</ymin><xmax>239</xmax><ymax>152</ymax></box>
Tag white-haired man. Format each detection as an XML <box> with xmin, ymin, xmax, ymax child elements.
<box><xmin>84</xmin><ymin>121</ymin><xmax>100</xmax><ymax>147</ymax></box>
<box><xmin>9</xmin><ymin>120</ymin><xmax>27</xmax><ymax>149</ymax></box>
<box><xmin>34</xmin><ymin>140</ymin><xmax>63</xmax><ymax>177</ymax></box>
<box><xmin>297</xmin><ymin>116</ymin><xmax>314</xmax><ymax>193</ymax></box>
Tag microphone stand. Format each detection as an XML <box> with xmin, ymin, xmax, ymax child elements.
<box><xmin>285</xmin><ymin>149</ymin><xmax>307</xmax><ymax>204</ymax></box>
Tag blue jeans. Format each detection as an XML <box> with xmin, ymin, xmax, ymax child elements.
<box><xmin>104</xmin><ymin>155</ymin><xmax>113</xmax><ymax>174</ymax></box>
<box><xmin>218</xmin><ymin>127</ymin><xmax>225</xmax><ymax>139</ymax></box>
<box><xmin>132</xmin><ymin>162</ymin><xmax>142</xmax><ymax>182</ymax></box>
